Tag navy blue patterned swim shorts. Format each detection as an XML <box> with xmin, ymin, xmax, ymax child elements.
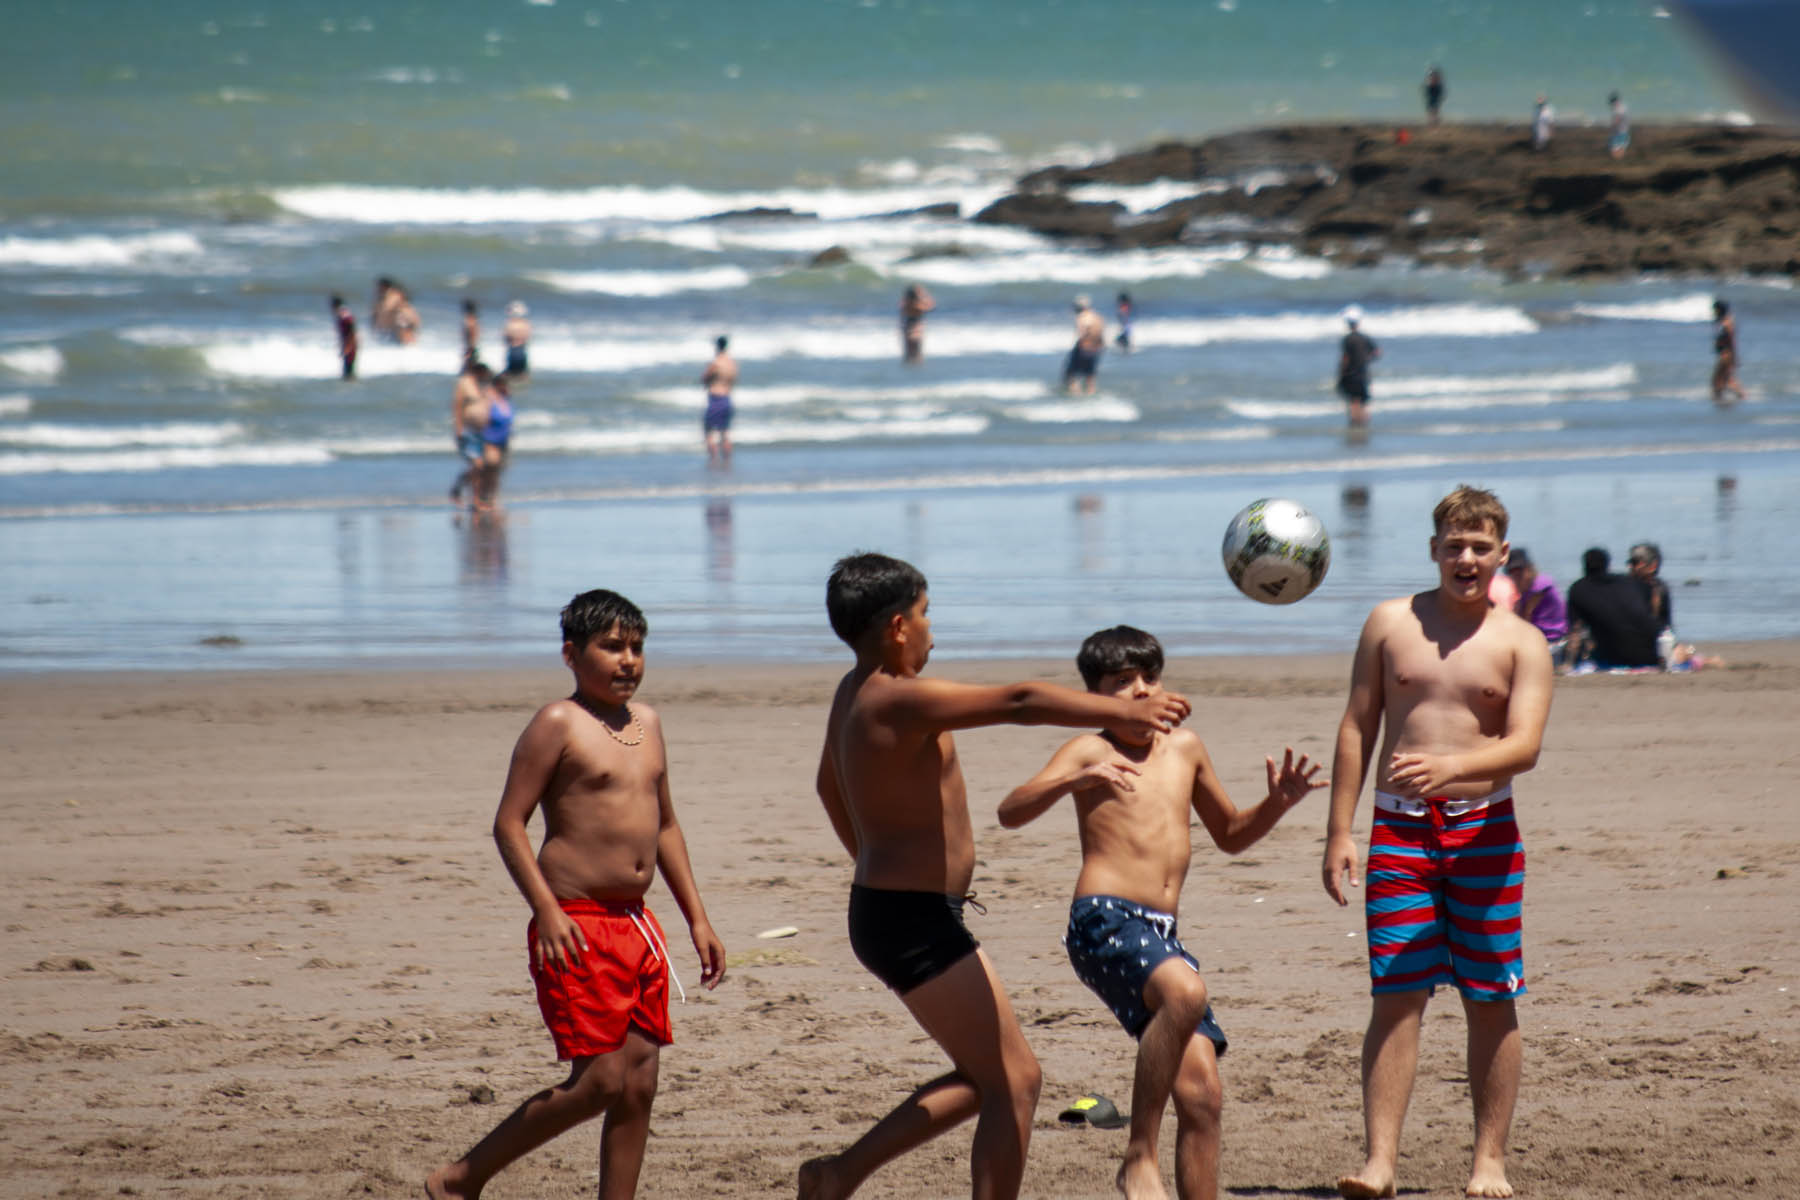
<box><xmin>1064</xmin><ymin>893</ymin><xmax>1227</xmax><ymax>1052</ymax></box>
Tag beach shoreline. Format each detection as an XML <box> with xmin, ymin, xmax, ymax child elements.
<box><xmin>4</xmin><ymin>645</ymin><xmax>1797</xmax><ymax>1197</ymax></box>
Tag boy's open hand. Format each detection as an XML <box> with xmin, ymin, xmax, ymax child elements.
<box><xmin>1074</xmin><ymin>757</ymin><xmax>1141</xmax><ymax>795</ymax></box>
<box><xmin>1385</xmin><ymin>750</ymin><xmax>1461</xmax><ymax>797</ymax></box>
<box><xmin>533</xmin><ymin>906</ymin><xmax>590</xmax><ymax>973</ymax></box>
<box><xmin>693</xmin><ymin>922</ymin><xmax>727</xmax><ymax>990</ymax></box>
<box><xmin>1322</xmin><ymin>832</ymin><xmax>1360</xmax><ymax>907</ymax></box>
<box><xmin>1110</xmin><ymin>691</ymin><xmax>1190</xmax><ymax>741</ymax></box>
<box><xmin>1266</xmin><ymin>747</ymin><xmax>1327</xmax><ymax>809</ymax></box>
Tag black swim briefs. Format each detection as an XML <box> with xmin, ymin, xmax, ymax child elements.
<box><xmin>848</xmin><ymin>884</ymin><xmax>980</xmax><ymax>995</ymax></box>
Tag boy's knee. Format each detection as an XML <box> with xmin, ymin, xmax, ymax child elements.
<box><xmin>1155</xmin><ymin>968</ymin><xmax>1210</xmax><ymax>1027</ymax></box>
<box><xmin>1171</xmin><ymin>1060</ymin><xmax>1222</xmax><ymax>1129</ymax></box>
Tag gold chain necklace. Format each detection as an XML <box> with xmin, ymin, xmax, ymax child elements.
<box><xmin>572</xmin><ymin>693</ymin><xmax>645</xmax><ymax>746</ymax></box>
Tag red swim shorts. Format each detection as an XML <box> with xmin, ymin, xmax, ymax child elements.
<box><xmin>527</xmin><ymin>898</ymin><xmax>674</xmax><ymax>1060</ymax></box>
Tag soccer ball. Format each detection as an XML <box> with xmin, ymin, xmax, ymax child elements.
<box><xmin>1221</xmin><ymin>498</ymin><xmax>1331</xmax><ymax>605</ymax></box>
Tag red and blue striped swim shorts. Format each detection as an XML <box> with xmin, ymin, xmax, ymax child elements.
<box><xmin>1365</xmin><ymin>789</ymin><xmax>1525</xmax><ymax>1001</ymax></box>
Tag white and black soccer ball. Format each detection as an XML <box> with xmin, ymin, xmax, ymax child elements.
<box><xmin>1221</xmin><ymin>498</ymin><xmax>1331</xmax><ymax>605</ymax></box>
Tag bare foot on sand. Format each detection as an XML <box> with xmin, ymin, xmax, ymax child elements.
<box><xmin>423</xmin><ymin>1167</ymin><xmax>470</xmax><ymax>1200</ymax></box>
<box><xmin>798</xmin><ymin>1154</ymin><xmax>844</xmax><ymax>1200</ymax></box>
<box><xmin>1337</xmin><ymin>1172</ymin><xmax>1397</xmax><ymax>1199</ymax></box>
<box><xmin>1116</xmin><ymin>1154</ymin><xmax>1170</xmax><ymax>1200</ymax></box>
<box><xmin>1465</xmin><ymin>1165</ymin><xmax>1514</xmax><ymax>1198</ymax></box>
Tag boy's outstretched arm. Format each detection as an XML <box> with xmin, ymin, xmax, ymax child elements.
<box><xmin>815</xmin><ymin>740</ymin><xmax>858</xmax><ymax>860</ymax></box>
<box><xmin>653</xmin><ymin>741</ymin><xmax>727</xmax><ymax>990</ymax></box>
<box><xmin>1189</xmin><ymin>743</ymin><xmax>1327</xmax><ymax>854</ymax></box>
<box><xmin>493</xmin><ymin>705</ymin><xmax>591</xmax><ymax>971</ymax></box>
<box><xmin>997</xmin><ymin>735</ymin><xmax>1139</xmax><ymax>829</ymax></box>
<box><xmin>1323</xmin><ymin>613</ymin><xmax>1386</xmax><ymax>906</ymax></box>
<box><xmin>886</xmin><ymin>676</ymin><xmax>1189</xmax><ymax>739</ymax></box>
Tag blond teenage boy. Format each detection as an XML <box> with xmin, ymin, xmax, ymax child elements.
<box><xmin>1323</xmin><ymin>487</ymin><xmax>1553</xmax><ymax>1200</ymax></box>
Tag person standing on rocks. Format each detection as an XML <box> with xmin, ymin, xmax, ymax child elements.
<box><xmin>1532</xmin><ymin>95</ymin><xmax>1555</xmax><ymax>152</ymax></box>
<box><xmin>1336</xmin><ymin>306</ymin><xmax>1380</xmax><ymax>429</ymax></box>
<box><xmin>1711</xmin><ymin>299</ymin><xmax>1746</xmax><ymax>404</ymax></box>
<box><xmin>1423</xmin><ymin>67</ymin><xmax>1445</xmax><ymax>125</ymax></box>
<box><xmin>1607</xmin><ymin>92</ymin><xmax>1630</xmax><ymax>159</ymax></box>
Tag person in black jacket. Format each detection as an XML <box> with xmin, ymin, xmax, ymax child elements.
<box><xmin>1566</xmin><ymin>547</ymin><xmax>1659</xmax><ymax>669</ymax></box>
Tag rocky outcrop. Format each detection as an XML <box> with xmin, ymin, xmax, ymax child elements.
<box><xmin>974</xmin><ymin>122</ymin><xmax>1800</xmax><ymax>278</ymax></box>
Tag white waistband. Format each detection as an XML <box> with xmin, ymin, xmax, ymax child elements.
<box><xmin>1374</xmin><ymin>784</ymin><xmax>1512</xmax><ymax>818</ymax></box>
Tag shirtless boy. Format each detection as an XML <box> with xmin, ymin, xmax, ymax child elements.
<box><xmin>1064</xmin><ymin>295</ymin><xmax>1105</xmax><ymax>395</ymax></box>
<box><xmin>999</xmin><ymin>626</ymin><xmax>1324</xmax><ymax>1200</ymax></box>
<box><xmin>1321</xmin><ymin>486</ymin><xmax>1553</xmax><ymax>1200</ymax></box>
<box><xmin>425</xmin><ymin>590</ymin><xmax>726</xmax><ymax>1200</ymax></box>
<box><xmin>702</xmin><ymin>335</ymin><xmax>737</xmax><ymax>465</ymax></box>
<box><xmin>803</xmin><ymin>554</ymin><xmax>1191</xmax><ymax>1200</ymax></box>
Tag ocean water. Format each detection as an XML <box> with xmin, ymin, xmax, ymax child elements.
<box><xmin>4</xmin><ymin>0</ymin><xmax>1798</xmax><ymax>670</ymax></box>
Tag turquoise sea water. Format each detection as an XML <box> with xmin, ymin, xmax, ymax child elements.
<box><xmin>4</xmin><ymin>1</ymin><xmax>1798</xmax><ymax>669</ymax></box>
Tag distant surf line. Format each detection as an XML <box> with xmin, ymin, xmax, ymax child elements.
<box><xmin>7</xmin><ymin>436</ymin><xmax>1796</xmax><ymax>521</ymax></box>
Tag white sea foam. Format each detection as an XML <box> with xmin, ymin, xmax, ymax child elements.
<box><xmin>193</xmin><ymin>302</ymin><xmax>1538</xmax><ymax>381</ymax></box>
<box><xmin>0</xmin><ymin>421</ymin><xmax>245</xmax><ymax>449</ymax></box>
<box><xmin>270</xmin><ymin>182</ymin><xmax>1011</xmax><ymax>225</ymax></box>
<box><xmin>886</xmin><ymin>245</ymin><xmax>1241</xmax><ymax>287</ymax></box>
<box><xmin>0</xmin><ymin>443</ymin><xmax>333</xmax><ymax>476</ymax></box>
<box><xmin>634</xmin><ymin>379</ymin><xmax>1048</xmax><ymax>410</ymax></box>
<box><xmin>1066</xmin><ymin>180</ymin><xmax>1228</xmax><ymax>214</ymax></box>
<box><xmin>936</xmin><ymin>133</ymin><xmax>1006</xmax><ymax>155</ymax></box>
<box><xmin>1151</xmin><ymin>303</ymin><xmax>1536</xmax><ymax>346</ymax></box>
<box><xmin>533</xmin><ymin>414</ymin><xmax>990</xmax><ymax>454</ymax></box>
<box><xmin>1377</xmin><ymin>363</ymin><xmax>1636</xmax><ymax>397</ymax></box>
<box><xmin>0</xmin><ymin>345</ymin><xmax>64</xmax><ymax>379</ymax></box>
<box><xmin>0</xmin><ymin>232</ymin><xmax>203</xmax><ymax>269</ymax></box>
<box><xmin>628</xmin><ymin>217</ymin><xmax>1046</xmax><ymax>258</ymax></box>
<box><xmin>1228</xmin><ymin>387</ymin><xmax>1626</xmax><ymax>420</ymax></box>
<box><xmin>1569</xmin><ymin>293</ymin><xmax>1716</xmax><ymax>323</ymax></box>
<box><xmin>528</xmin><ymin>266</ymin><xmax>754</xmax><ymax>296</ymax></box>
<box><xmin>1003</xmin><ymin>397</ymin><xmax>1139</xmax><ymax>423</ymax></box>
<box><xmin>0</xmin><ymin>394</ymin><xmax>31</xmax><ymax>417</ymax></box>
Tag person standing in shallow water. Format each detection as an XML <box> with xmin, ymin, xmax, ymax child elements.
<box><xmin>701</xmin><ymin>335</ymin><xmax>737</xmax><ymax>466</ymax></box>
<box><xmin>899</xmin><ymin>284</ymin><xmax>935</xmax><ymax>365</ymax></box>
<box><xmin>331</xmin><ymin>294</ymin><xmax>357</xmax><ymax>380</ymax></box>
<box><xmin>1336</xmin><ymin>306</ymin><xmax>1379</xmax><ymax>428</ymax></box>
<box><xmin>1711</xmin><ymin>299</ymin><xmax>1745</xmax><ymax>404</ymax></box>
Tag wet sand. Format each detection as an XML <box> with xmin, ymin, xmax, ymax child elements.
<box><xmin>3</xmin><ymin>647</ymin><xmax>1798</xmax><ymax>1198</ymax></box>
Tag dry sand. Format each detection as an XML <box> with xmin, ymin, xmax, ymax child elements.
<box><xmin>3</xmin><ymin>645</ymin><xmax>1798</xmax><ymax>1198</ymax></box>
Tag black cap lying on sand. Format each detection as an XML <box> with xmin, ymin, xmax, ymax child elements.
<box><xmin>1058</xmin><ymin>1095</ymin><xmax>1126</xmax><ymax>1129</ymax></box>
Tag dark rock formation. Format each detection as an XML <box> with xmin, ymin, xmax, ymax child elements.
<box><xmin>975</xmin><ymin>122</ymin><xmax>1800</xmax><ymax>278</ymax></box>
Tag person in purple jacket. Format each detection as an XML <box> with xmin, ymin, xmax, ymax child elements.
<box><xmin>1503</xmin><ymin>547</ymin><xmax>1568</xmax><ymax>665</ymax></box>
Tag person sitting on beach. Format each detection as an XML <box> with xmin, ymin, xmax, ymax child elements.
<box><xmin>802</xmin><ymin>553</ymin><xmax>1191</xmax><ymax>1200</ymax></box>
<box><xmin>1711</xmin><ymin>299</ymin><xmax>1745</xmax><ymax>405</ymax></box>
<box><xmin>997</xmin><ymin>625</ymin><xmax>1322</xmax><ymax>1200</ymax></box>
<box><xmin>473</xmin><ymin>371</ymin><xmax>514</xmax><ymax>514</ymax></box>
<box><xmin>331</xmin><ymin>294</ymin><xmax>357</xmax><ymax>380</ymax></box>
<box><xmin>1565</xmin><ymin>546</ymin><xmax>1659</xmax><ymax>670</ymax></box>
<box><xmin>449</xmin><ymin>360</ymin><xmax>493</xmax><ymax>508</ymax></box>
<box><xmin>1502</xmin><ymin>546</ymin><xmax>1569</xmax><ymax>665</ymax></box>
<box><xmin>1063</xmin><ymin>295</ymin><xmax>1105</xmax><ymax>395</ymax></box>
<box><xmin>503</xmin><ymin>300</ymin><xmax>531</xmax><ymax>379</ymax></box>
<box><xmin>900</xmin><ymin>284</ymin><xmax>935</xmax><ymax>365</ymax></box>
<box><xmin>1627</xmin><ymin>542</ymin><xmax>1719</xmax><ymax>671</ymax></box>
<box><xmin>1323</xmin><ymin>485</ymin><xmax>1553</xmax><ymax>1200</ymax></box>
<box><xmin>701</xmin><ymin>335</ymin><xmax>737</xmax><ymax>466</ymax></box>
<box><xmin>424</xmin><ymin>589</ymin><xmax>726</xmax><ymax>1200</ymax></box>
